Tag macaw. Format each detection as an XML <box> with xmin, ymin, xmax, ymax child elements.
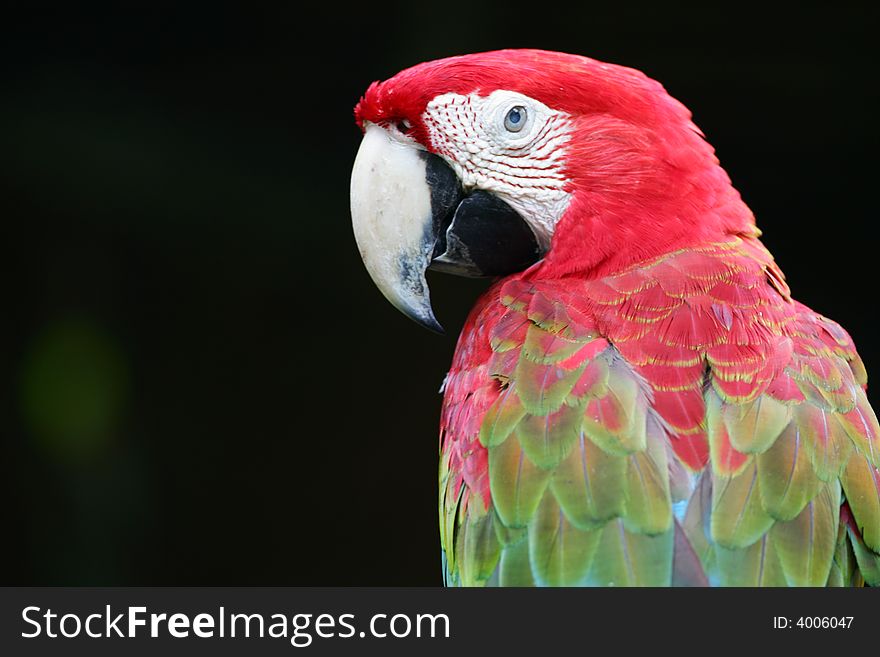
<box><xmin>350</xmin><ymin>49</ymin><xmax>880</xmax><ymax>586</ymax></box>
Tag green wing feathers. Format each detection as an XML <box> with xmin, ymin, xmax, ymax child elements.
<box><xmin>443</xmin><ymin>290</ymin><xmax>676</xmax><ymax>586</ymax></box>
<box><xmin>440</xmin><ymin>242</ymin><xmax>880</xmax><ymax>586</ymax></box>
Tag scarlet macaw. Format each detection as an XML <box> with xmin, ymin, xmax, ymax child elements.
<box><xmin>350</xmin><ymin>50</ymin><xmax>880</xmax><ymax>586</ymax></box>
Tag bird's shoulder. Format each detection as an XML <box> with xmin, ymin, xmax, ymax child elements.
<box><xmin>447</xmin><ymin>234</ymin><xmax>868</xmax><ymax>420</ymax></box>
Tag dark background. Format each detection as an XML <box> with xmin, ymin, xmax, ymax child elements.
<box><xmin>1</xmin><ymin>3</ymin><xmax>876</xmax><ymax>585</ymax></box>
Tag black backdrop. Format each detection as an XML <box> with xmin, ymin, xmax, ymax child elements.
<box><xmin>2</xmin><ymin>3</ymin><xmax>876</xmax><ymax>585</ymax></box>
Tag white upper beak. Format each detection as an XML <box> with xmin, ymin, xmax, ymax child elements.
<box><xmin>350</xmin><ymin>124</ymin><xmax>443</xmax><ymax>332</ymax></box>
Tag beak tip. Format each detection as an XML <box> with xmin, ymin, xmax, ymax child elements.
<box><xmin>423</xmin><ymin>318</ymin><xmax>445</xmax><ymax>335</ymax></box>
<box><xmin>402</xmin><ymin>304</ymin><xmax>444</xmax><ymax>334</ymax></box>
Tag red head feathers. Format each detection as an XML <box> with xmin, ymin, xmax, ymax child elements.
<box><xmin>355</xmin><ymin>49</ymin><xmax>756</xmax><ymax>278</ymax></box>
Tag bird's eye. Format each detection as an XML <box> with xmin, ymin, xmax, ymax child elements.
<box><xmin>396</xmin><ymin>119</ymin><xmax>412</xmax><ymax>133</ymax></box>
<box><xmin>504</xmin><ymin>106</ymin><xmax>527</xmax><ymax>133</ymax></box>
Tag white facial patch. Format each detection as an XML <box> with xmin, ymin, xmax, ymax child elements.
<box><xmin>423</xmin><ymin>90</ymin><xmax>573</xmax><ymax>249</ymax></box>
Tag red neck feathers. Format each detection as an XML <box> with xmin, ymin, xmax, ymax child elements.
<box><xmin>541</xmin><ymin>105</ymin><xmax>756</xmax><ymax>279</ymax></box>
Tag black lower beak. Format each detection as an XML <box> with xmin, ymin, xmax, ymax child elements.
<box><xmin>430</xmin><ymin>190</ymin><xmax>542</xmax><ymax>278</ymax></box>
<box><xmin>425</xmin><ymin>156</ymin><xmax>542</xmax><ymax>278</ymax></box>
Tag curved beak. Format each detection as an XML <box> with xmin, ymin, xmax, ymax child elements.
<box><xmin>351</xmin><ymin>124</ymin><xmax>541</xmax><ymax>332</ymax></box>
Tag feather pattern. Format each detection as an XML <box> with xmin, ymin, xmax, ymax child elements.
<box><xmin>440</xmin><ymin>235</ymin><xmax>880</xmax><ymax>586</ymax></box>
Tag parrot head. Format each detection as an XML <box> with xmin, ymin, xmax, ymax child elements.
<box><xmin>351</xmin><ymin>49</ymin><xmax>753</xmax><ymax>331</ymax></box>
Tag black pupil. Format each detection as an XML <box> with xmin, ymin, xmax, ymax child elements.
<box><xmin>509</xmin><ymin>109</ymin><xmax>521</xmax><ymax>124</ymax></box>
